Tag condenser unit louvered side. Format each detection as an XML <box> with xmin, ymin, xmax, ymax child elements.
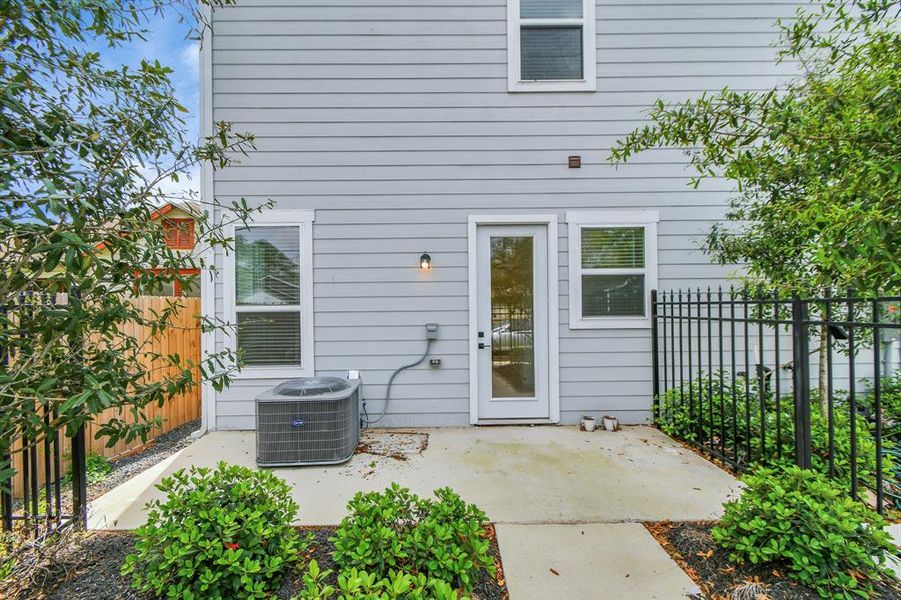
<box><xmin>255</xmin><ymin>378</ymin><xmax>361</xmax><ymax>466</ymax></box>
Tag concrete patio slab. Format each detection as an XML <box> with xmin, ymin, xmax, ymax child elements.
<box><xmin>496</xmin><ymin>523</ymin><xmax>701</xmax><ymax>600</ymax></box>
<box><xmin>90</xmin><ymin>425</ymin><xmax>738</xmax><ymax>530</ymax></box>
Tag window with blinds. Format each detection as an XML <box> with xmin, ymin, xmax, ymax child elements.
<box><xmin>521</xmin><ymin>27</ymin><xmax>582</xmax><ymax>81</ymax></box>
<box><xmin>579</xmin><ymin>227</ymin><xmax>646</xmax><ymax>318</ymax></box>
<box><xmin>566</xmin><ymin>212</ymin><xmax>659</xmax><ymax>329</ymax></box>
<box><xmin>508</xmin><ymin>0</ymin><xmax>596</xmax><ymax>91</ymax></box>
<box><xmin>234</xmin><ymin>225</ymin><xmax>303</xmax><ymax>366</ymax></box>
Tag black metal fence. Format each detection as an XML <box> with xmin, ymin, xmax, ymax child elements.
<box><xmin>1</xmin><ymin>292</ymin><xmax>88</xmax><ymax>536</ymax></box>
<box><xmin>651</xmin><ymin>288</ymin><xmax>901</xmax><ymax>514</ymax></box>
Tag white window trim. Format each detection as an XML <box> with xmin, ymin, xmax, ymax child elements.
<box><xmin>507</xmin><ymin>0</ymin><xmax>597</xmax><ymax>92</ymax></box>
<box><xmin>223</xmin><ymin>209</ymin><xmax>315</xmax><ymax>379</ymax></box>
<box><xmin>567</xmin><ymin>210</ymin><xmax>659</xmax><ymax>329</ymax></box>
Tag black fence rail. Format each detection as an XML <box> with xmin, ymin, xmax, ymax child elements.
<box><xmin>651</xmin><ymin>288</ymin><xmax>901</xmax><ymax>514</ymax></box>
<box><xmin>1</xmin><ymin>292</ymin><xmax>87</xmax><ymax>536</ymax></box>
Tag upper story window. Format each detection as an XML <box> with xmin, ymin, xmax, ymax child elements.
<box><xmin>507</xmin><ymin>0</ymin><xmax>597</xmax><ymax>92</ymax></box>
<box><xmin>163</xmin><ymin>218</ymin><xmax>195</xmax><ymax>249</ymax></box>
<box><xmin>566</xmin><ymin>211</ymin><xmax>658</xmax><ymax>329</ymax></box>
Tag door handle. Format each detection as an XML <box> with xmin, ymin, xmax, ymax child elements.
<box><xmin>478</xmin><ymin>342</ymin><xmax>492</xmax><ymax>349</ymax></box>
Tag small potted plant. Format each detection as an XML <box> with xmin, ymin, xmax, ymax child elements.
<box><xmin>602</xmin><ymin>415</ymin><xmax>619</xmax><ymax>432</ymax></box>
<box><xmin>580</xmin><ymin>415</ymin><xmax>597</xmax><ymax>432</ymax></box>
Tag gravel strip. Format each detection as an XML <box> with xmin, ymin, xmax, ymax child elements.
<box><xmin>11</xmin><ymin>420</ymin><xmax>201</xmax><ymax>519</ymax></box>
<box><xmin>39</xmin><ymin>419</ymin><xmax>202</xmax><ymax>517</ymax></box>
<box><xmin>89</xmin><ymin>419</ymin><xmax>201</xmax><ymax>502</ymax></box>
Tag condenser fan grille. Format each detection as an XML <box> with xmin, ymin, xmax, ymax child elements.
<box><xmin>273</xmin><ymin>377</ymin><xmax>351</xmax><ymax>397</ymax></box>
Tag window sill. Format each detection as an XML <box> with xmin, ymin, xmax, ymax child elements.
<box><xmin>234</xmin><ymin>366</ymin><xmax>314</xmax><ymax>380</ymax></box>
<box><xmin>508</xmin><ymin>79</ymin><xmax>597</xmax><ymax>93</ymax></box>
<box><xmin>570</xmin><ymin>317</ymin><xmax>651</xmax><ymax>330</ymax></box>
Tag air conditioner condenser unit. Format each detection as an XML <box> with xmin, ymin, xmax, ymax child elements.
<box><xmin>255</xmin><ymin>377</ymin><xmax>361</xmax><ymax>466</ymax></box>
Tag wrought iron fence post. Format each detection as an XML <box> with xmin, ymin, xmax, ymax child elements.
<box><xmin>872</xmin><ymin>297</ymin><xmax>883</xmax><ymax>513</ymax></box>
<box><xmin>69</xmin><ymin>286</ymin><xmax>88</xmax><ymax>528</ymax></box>
<box><xmin>791</xmin><ymin>296</ymin><xmax>812</xmax><ymax>469</ymax></box>
<box><xmin>70</xmin><ymin>425</ymin><xmax>87</xmax><ymax>527</ymax></box>
<box><xmin>651</xmin><ymin>290</ymin><xmax>660</xmax><ymax>421</ymax></box>
<box><xmin>0</xmin><ymin>448</ymin><xmax>11</xmax><ymax>532</ymax></box>
<box><xmin>0</xmin><ymin>300</ymin><xmax>11</xmax><ymax>532</ymax></box>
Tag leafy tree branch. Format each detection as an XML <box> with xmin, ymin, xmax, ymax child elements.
<box><xmin>0</xmin><ymin>0</ymin><xmax>266</xmax><ymax>483</ymax></box>
<box><xmin>610</xmin><ymin>0</ymin><xmax>900</xmax><ymax>295</ymax></box>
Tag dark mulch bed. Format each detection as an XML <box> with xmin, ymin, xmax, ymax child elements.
<box><xmin>6</xmin><ymin>525</ymin><xmax>508</xmax><ymax>600</ymax></box>
<box><xmin>0</xmin><ymin>531</ymin><xmax>144</xmax><ymax>600</ymax></box>
<box><xmin>647</xmin><ymin>521</ymin><xmax>901</xmax><ymax>600</ymax></box>
<box><xmin>45</xmin><ymin>532</ymin><xmax>142</xmax><ymax>600</ymax></box>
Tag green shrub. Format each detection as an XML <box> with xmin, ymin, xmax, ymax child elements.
<box><xmin>61</xmin><ymin>453</ymin><xmax>112</xmax><ymax>488</ymax></box>
<box><xmin>658</xmin><ymin>373</ymin><xmax>760</xmax><ymax>445</ymax></box>
<box><xmin>862</xmin><ymin>371</ymin><xmax>901</xmax><ymax>433</ymax></box>
<box><xmin>331</xmin><ymin>483</ymin><xmax>493</xmax><ymax>593</ymax></box>
<box><xmin>656</xmin><ymin>374</ymin><xmax>888</xmax><ymax>489</ymax></box>
<box><xmin>809</xmin><ymin>407</ymin><xmax>883</xmax><ymax>488</ymax></box>
<box><xmin>85</xmin><ymin>453</ymin><xmax>112</xmax><ymax>485</ymax></box>
<box><xmin>122</xmin><ymin>462</ymin><xmax>304</xmax><ymax>599</ymax></box>
<box><xmin>712</xmin><ymin>465</ymin><xmax>894</xmax><ymax>599</ymax></box>
<box><xmin>296</xmin><ymin>559</ymin><xmax>462</xmax><ymax>600</ymax></box>
<box><xmin>0</xmin><ymin>532</ymin><xmax>19</xmax><ymax>582</ymax></box>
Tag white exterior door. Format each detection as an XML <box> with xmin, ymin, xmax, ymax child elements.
<box><xmin>475</xmin><ymin>224</ymin><xmax>550</xmax><ymax>420</ymax></box>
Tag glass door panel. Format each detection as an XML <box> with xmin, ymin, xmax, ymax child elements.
<box><xmin>490</xmin><ymin>236</ymin><xmax>536</xmax><ymax>398</ymax></box>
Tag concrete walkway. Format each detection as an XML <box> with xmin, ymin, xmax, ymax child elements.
<box><xmin>497</xmin><ymin>523</ymin><xmax>700</xmax><ymax>599</ymax></box>
<box><xmin>90</xmin><ymin>426</ymin><xmax>739</xmax><ymax>598</ymax></box>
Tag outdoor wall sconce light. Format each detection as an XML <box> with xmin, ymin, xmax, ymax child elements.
<box><xmin>420</xmin><ymin>253</ymin><xmax>432</xmax><ymax>271</ymax></box>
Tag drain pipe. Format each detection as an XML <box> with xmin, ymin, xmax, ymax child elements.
<box><xmin>193</xmin><ymin>10</ymin><xmax>216</xmax><ymax>442</ymax></box>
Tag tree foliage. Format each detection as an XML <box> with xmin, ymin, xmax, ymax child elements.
<box><xmin>611</xmin><ymin>0</ymin><xmax>900</xmax><ymax>294</ymax></box>
<box><xmin>0</xmin><ymin>0</ymin><xmax>264</xmax><ymax>482</ymax></box>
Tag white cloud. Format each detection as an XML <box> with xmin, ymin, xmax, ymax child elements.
<box><xmin>155</xmin><ymin>164</ymin><xmax>201</xmax><ymax>201</ymax></box>
<box><xmin>180</xmin><ymin>41</ymin><xmax>200</xmax><ymax>79</ymax></box>
<box><xmin>133</xmin><ymin>162</ymin><xmax>201</xmax><ymax>203</ymax></box>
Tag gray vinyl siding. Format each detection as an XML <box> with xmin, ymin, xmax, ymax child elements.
<box><xmin>210</xmin><ymin>0</ymin><xmax>805</xmax><ymax>430</ymax></box>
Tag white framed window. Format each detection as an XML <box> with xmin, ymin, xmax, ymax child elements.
<box><xmin>223</xmin><ymin>209</ymin><xmax>315</xmax><ymax>378</ymax></box>
<box><xmin>566</xmin><ymin>210</ymin><xmax>658</xmax><ymax>329</ymax></box>
<box><xmin>507</xmin><ymin>0</ymin><xmax>597</xmax><ymax>92</ymax></box>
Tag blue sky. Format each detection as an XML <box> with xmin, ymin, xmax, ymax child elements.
<box><xmin>102</xmin><ymin>10</ymin><xmax>202</xmax><ymax>197</ymax></box>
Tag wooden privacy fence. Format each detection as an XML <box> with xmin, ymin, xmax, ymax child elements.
<box><xmin>87</xmin><ymin>295</ymin><xmax>202</xmax><ymax>458</ymax></box>
<box><xmin>6</xmin><ymin>296</ymin><xmax>202</xmax><ymax>499</ymax></box>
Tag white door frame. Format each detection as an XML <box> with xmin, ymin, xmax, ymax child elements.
<box><xmin>467</xmin><ymin>214</ymin><xmax>560</xmax><ymax>424</ymax></box>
